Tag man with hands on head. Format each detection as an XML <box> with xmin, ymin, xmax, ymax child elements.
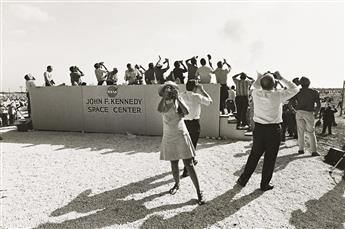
<box><xmin>237</xmin><ymin>71</ymin><xmax>299</xmax><ymax>191</ymax></box>
<box><xmin>232</xmin><ymin>72</ymin><xmax>255</xmax><ymax>129</ymax></box>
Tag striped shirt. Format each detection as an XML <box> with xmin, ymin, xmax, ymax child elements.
<box><xmin>233</xmin><ymin>78</ymin><xmax>253</xmax><ymax>96</ymax></box>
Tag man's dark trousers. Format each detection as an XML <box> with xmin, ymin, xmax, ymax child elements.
<box><xmin>235</xmin><ymin>95</ymin><xmax>249</xmax><ymax>126</ymax></box>
<box><xmin>239</xmin><ymin>123</ymin><xmax>281</xmax><ymax>188</ymax></box>
<box><xmin>182</xmin><ymin>119</ymin><xmax>200</xmax><ymax>176</ymax></box>
<box><xmin>184</xmin><ymin>119</ymin><xmax>200</xmax><ymax>149</ymax></box>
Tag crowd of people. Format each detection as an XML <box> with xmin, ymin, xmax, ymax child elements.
<box><xmin>0</xmin><ymin>96</ymin><xmax>26</xmax><ymax>127</ymax></box>
<box><xmin>156</xmin><ymin>70</ymin><xmax>344</xmax><ymax>204</ymax></box>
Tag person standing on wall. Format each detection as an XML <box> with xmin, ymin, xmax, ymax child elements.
<box><xmin>124</xmin><ymin>63</ymin><xmax>139</xmax><ymax>85</ymax></box>
<box><xmin>293</xmin><ymin>77</ymin><xmax>321</xmax><ymax>156</ymax></box>
<box><xmin>157</xmin><ymin>81</ymin><xmax>206</xmax><ymax>205</ymax></box>
<box><xmin>185</xmin><ymin>56</ymin><xmax>198</xmax><ymax>81</ymax></box>
<box><xmin>195</xmin><ymin>56</ymin><xmax>214</xmax><ymax>84</ymax></box>
<box><xmin>180</xmin><ymin>80</ymin><xmax>213</xmax><ymax>177</ymax></box>
<box><xmin>168</xmin><ymin>60</ymin><xmax>187</xmax><ymax>84</ymax></box>
<box><xmin>44</xmin><ymin>65</ymin><xmax>55</xmax><ymax>87</ymax></box>
<box><xmin>232</xmin><ymin>72</ymin><xmax>254</xmax><ymax>129</ymax></box>
<box><xmin>237</xmin><ymin>71</ymin><xmax>299</xmax><ymax>191</ymax></box>
<box><xmin>155</xmin><ymin>58</ymin><xmax>170</xmax><ymax>84</ymax></box>
<box><xmin>70</xmin><ymin>66</ymin><xmax>85</xmax><ymax>86</ymax></box>
<box><xmin>94</xmin><ymin>62</ymin><xmax>108</xmax><ymax>85</ymax></box>
<box><xmin>212</xmin><ymin>59</ymin><xmax>232</xmax><ymax>115</ymax></box>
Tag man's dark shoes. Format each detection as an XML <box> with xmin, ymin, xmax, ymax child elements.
<box><xmin>197</xmin><ymin>192</ymin><xmax>206</xmax><ymax>205</ymax></box>
<box><xmin>236</xmin><ymin>178</ymin><xmax>246</xmax><ymax>187</ymax></box>
<box><xmin>298</xmin><ymin>150</ymin><xmax>305</xmax><ymax>154</ymax></box>
<box><xmin>169</xmin><ymin>184</ymin><xmax>180</xmax><ymax>195</ymax></box>
<box><xmin>311</xmin><ymin>152</ymin><xmax>320</xmax><ymax>156</ymax></box>
<box><xmin>181</xmin><ymin>168</ymin><xmax>189</xmax><ymax>178</ymax></box>
<box><xmin>193</xmin><ymin>159</ymin><xmax>198</xmax><ymax>166</ymax></box>
<box><xmin>260</xmin><ymin>184</ymin><xmax>274</xmax><ymax>192</ymax></box>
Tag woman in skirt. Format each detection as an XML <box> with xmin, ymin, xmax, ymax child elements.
<box><xmin>157</xmin><ymin>81</ymin><xmax>205</xmax><ymax>205</ymax></box>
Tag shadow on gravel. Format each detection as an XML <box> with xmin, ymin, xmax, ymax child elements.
<box><xmin>141</xmin><ymin>184</ymin><xmax>263</xmax><ymax>228</ymax></box>
<box><xmin>0</xmin><ymin>129</ymin><xmax>161</xmax><ymax>154</ymax></box>
<box><xmin>35</xmin><ymin>172</ymin><xmax>197</xmax><ymax>229</ymax></box>
<box><xmin>233</xmin><ymin>153</ymin><xmax>311</xmax><ymax>177</ymax></box>
<box><xmin>289</xmin><ymin>180</ymin><xmax>345</xmax><ymax>229</ymax></box>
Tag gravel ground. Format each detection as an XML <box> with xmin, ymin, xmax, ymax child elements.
<box><xmin>1</xmin><ymin>117</ymin><xmax>344</xmax><ymax>229</ymax></box>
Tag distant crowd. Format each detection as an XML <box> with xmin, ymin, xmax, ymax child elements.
<box><xmin>22</xmin><ymin>54</ymin><xmax>343</xmax><ymax>134</ymax></box>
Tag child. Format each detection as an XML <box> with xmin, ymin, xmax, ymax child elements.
<box><xmin>322</xmin><ymin>105</ymin><xmax>337</xmax><ymax>135</ymax></box>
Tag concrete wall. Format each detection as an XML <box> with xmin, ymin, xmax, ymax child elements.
<box><xmin>30</xmin><ymin>84</ymin><xmax>220</xmax><ymax>137</ymax></box>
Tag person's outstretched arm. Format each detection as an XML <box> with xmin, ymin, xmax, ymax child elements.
<box><xmin>180</xmin><ymin>61</ymin><xmax>187</xmax><ymax>72</ymax></box>
<box><xmin>274</xmin><ymin>71</ymin><xmax>299</xmax><ymax>101</ymax></box>
<box><xmin>252</xmin><ymin>72</ymin><xmax>265</xmax><ymax>89</ymax></box>
<box><xmin>155</xmin><ymin>56</ymin><xmax>162</xmax><ymax>67</ymax></box>
<box><xmin>208</xmin><ymin>55</ymin><xmax>214</xmax><ymax>70</ymax></box>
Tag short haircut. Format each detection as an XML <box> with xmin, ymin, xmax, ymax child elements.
<box><xmin>174</xmin><ymin>61</ymin><xmax>180</xmax><ymax>68</ymax></box>
<box><xmin>200</xmin><ymin>58</ymin><xmax>206</xmax><ymax>66</ymax></box>
<box><xmin>47</xmin><ymin>65</ymin><xmax>52</xmax><ymax>70</ymax></box>
<box><xmin>186</xmin><ymin>80</ymin><xmax>197</xmax><ymax>91</ymax></box>
<box><xmin>217</xmin><ymin>61</ymin><xmax>222</xmax><ymax>68</ymax></box>
<box><xmin>231</xmin><ymin>86</ymin><xmax>235</xmax><ymax>90</ymax></box>
<box><xmin>260</xmin><ymin>75</ymin><xmax>275</xmax><ymax>90</ymax></box>
<box><xmin>191</xmin><ymin>58</ymin><xmax>197</xmax><ymax>65</ymax></box>
<box><xmin>127</xmin><ymin>63</ymin><xmax>131</xmax><ymax>68</ymax></box>
<box><xmin>299</xmin><ymin>77</ymin><xmax>310</xmax><ymax>88</ymax></box>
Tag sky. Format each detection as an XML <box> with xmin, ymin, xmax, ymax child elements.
<box><xmin>1</xmin><ymin>1</ymin><xmax>344</xmax><ymax>92</ymax></box>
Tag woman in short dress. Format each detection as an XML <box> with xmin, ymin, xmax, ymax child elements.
<box><xmin>157</xmin><ymin>81</ymin><xmax>205</xmax><ymax>205</ymax></box>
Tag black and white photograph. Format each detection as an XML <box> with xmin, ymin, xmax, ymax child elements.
<box><xmin>1</xmin><ymin>0</ymin><xmax>344</xmax><ymax>228</ymax></box>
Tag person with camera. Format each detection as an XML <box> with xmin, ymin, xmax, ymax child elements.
<box><xmin>70</xmin><ymin>66</ymin><xmax>85</xmax><ymax>86</ymax></box>
<box><xmin>237</xmin><ymin>71</ymin><xmax>299</xmax><ymax>191</ymax></box>
<box><xmin>124</xmin><ymin>63</ymin><xmax>139</xmax><ymax>85</ymax></box>
<box><xmin>292</xmin><ymin>77</ymin><xmax>321</xmax><ymax>156</ymax></box>
<box><xmin>44</xmin><ymin>65</ymin><xmax>55</xmax><ymax>87</ymax></box>
<box><xmin>106</xmin><ymin>68</ymin><xmax>118</xmax><ymax>85</ymax></box>
<box><xmin>167</xmin><ymin>60</ymin><xmax>187</xmax><ymax>84</ymax></box>
<box><xmin>157</xmin><ymin>81</ymin><xmax>205</xmax><ymax>205</ymax></box>
<box><xmin>155</xmin><ymin>57</ymin><xmax>170</xmax><ymax>84</ymax></box>
<box><xmin>179</xmin><ymin>80</ymin><xmax>213</xmax><ymax>177</ymax></box>
<box><xmin>94</xmin><ymin>62</ymin><xmax>108</xmax><ymax>85</ymax></box>
<box><xmin>185</xmin><ymin>56</ymin><xmax>198</xmax><ymax>81</ymax></box>
<box><xmin>232</xmin><ymin>72</ymin><xmax>254</xmax><ymax>129</ymax></box>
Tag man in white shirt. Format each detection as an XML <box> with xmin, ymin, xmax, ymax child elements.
<box><xmin>94</xmin><ymin>62</ymin><xmax>108</xmax><ymax>85</ymax></box>
<box><xmin>44</xmin><ymin>66</ymin><xmax>55</xmax><ymax>86</ymax></box>
<box><xmin>195</xmin><ymin>58</ymin><xmax>213</xmax><ymax>84</ymax></box>
<box><xmin>124</xmin><ymin>63</ymin><xmax>139</xmax><ymax>85</ymax></box>
<box><xmin>226</xmin><ymin>85</ymin><xmax>236</xmax><ymax>114</ymax></box>
<box><xmin>180</xmin><ymin>80</ymin><xmax>212</xmax><ymax>177</ymax></box>
<box><xmin>237</xmin><ymin>71</ymin><xmax>299</xmax><ymax>191</ymax></box>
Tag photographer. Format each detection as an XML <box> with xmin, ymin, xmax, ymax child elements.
<box><xmin>157</xmin><ymin>81</ymin><xmax>205</xmax><ymax>205</ymax></box>
<box><xmin>106</xmin><ymin>68</ymin><xmax>118</xmax><ymax>85</ymax></box>
<box><xmin>94</xmin><ymin>62</ymin><xmax>108</xmax><ymax>85</ymax></box>
<box><xmin>124</xmin><ymin>63</ymin><xmax>139</xmax><ymax>85</ymax></box>
<box><xmin>70</xmin><ymin>66</ymin><xmax>86</xmax><ymax>86</ymax></box>
<box><xmin>155</xmin><ymin>57</ymin><xmax>170</xmax><ymax>84</ymax></box>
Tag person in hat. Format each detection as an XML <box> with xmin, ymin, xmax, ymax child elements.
<box><xmin>157</xmin><ymin>81</ymin><xmax>205</xmax><ymax>205</ymax></box>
